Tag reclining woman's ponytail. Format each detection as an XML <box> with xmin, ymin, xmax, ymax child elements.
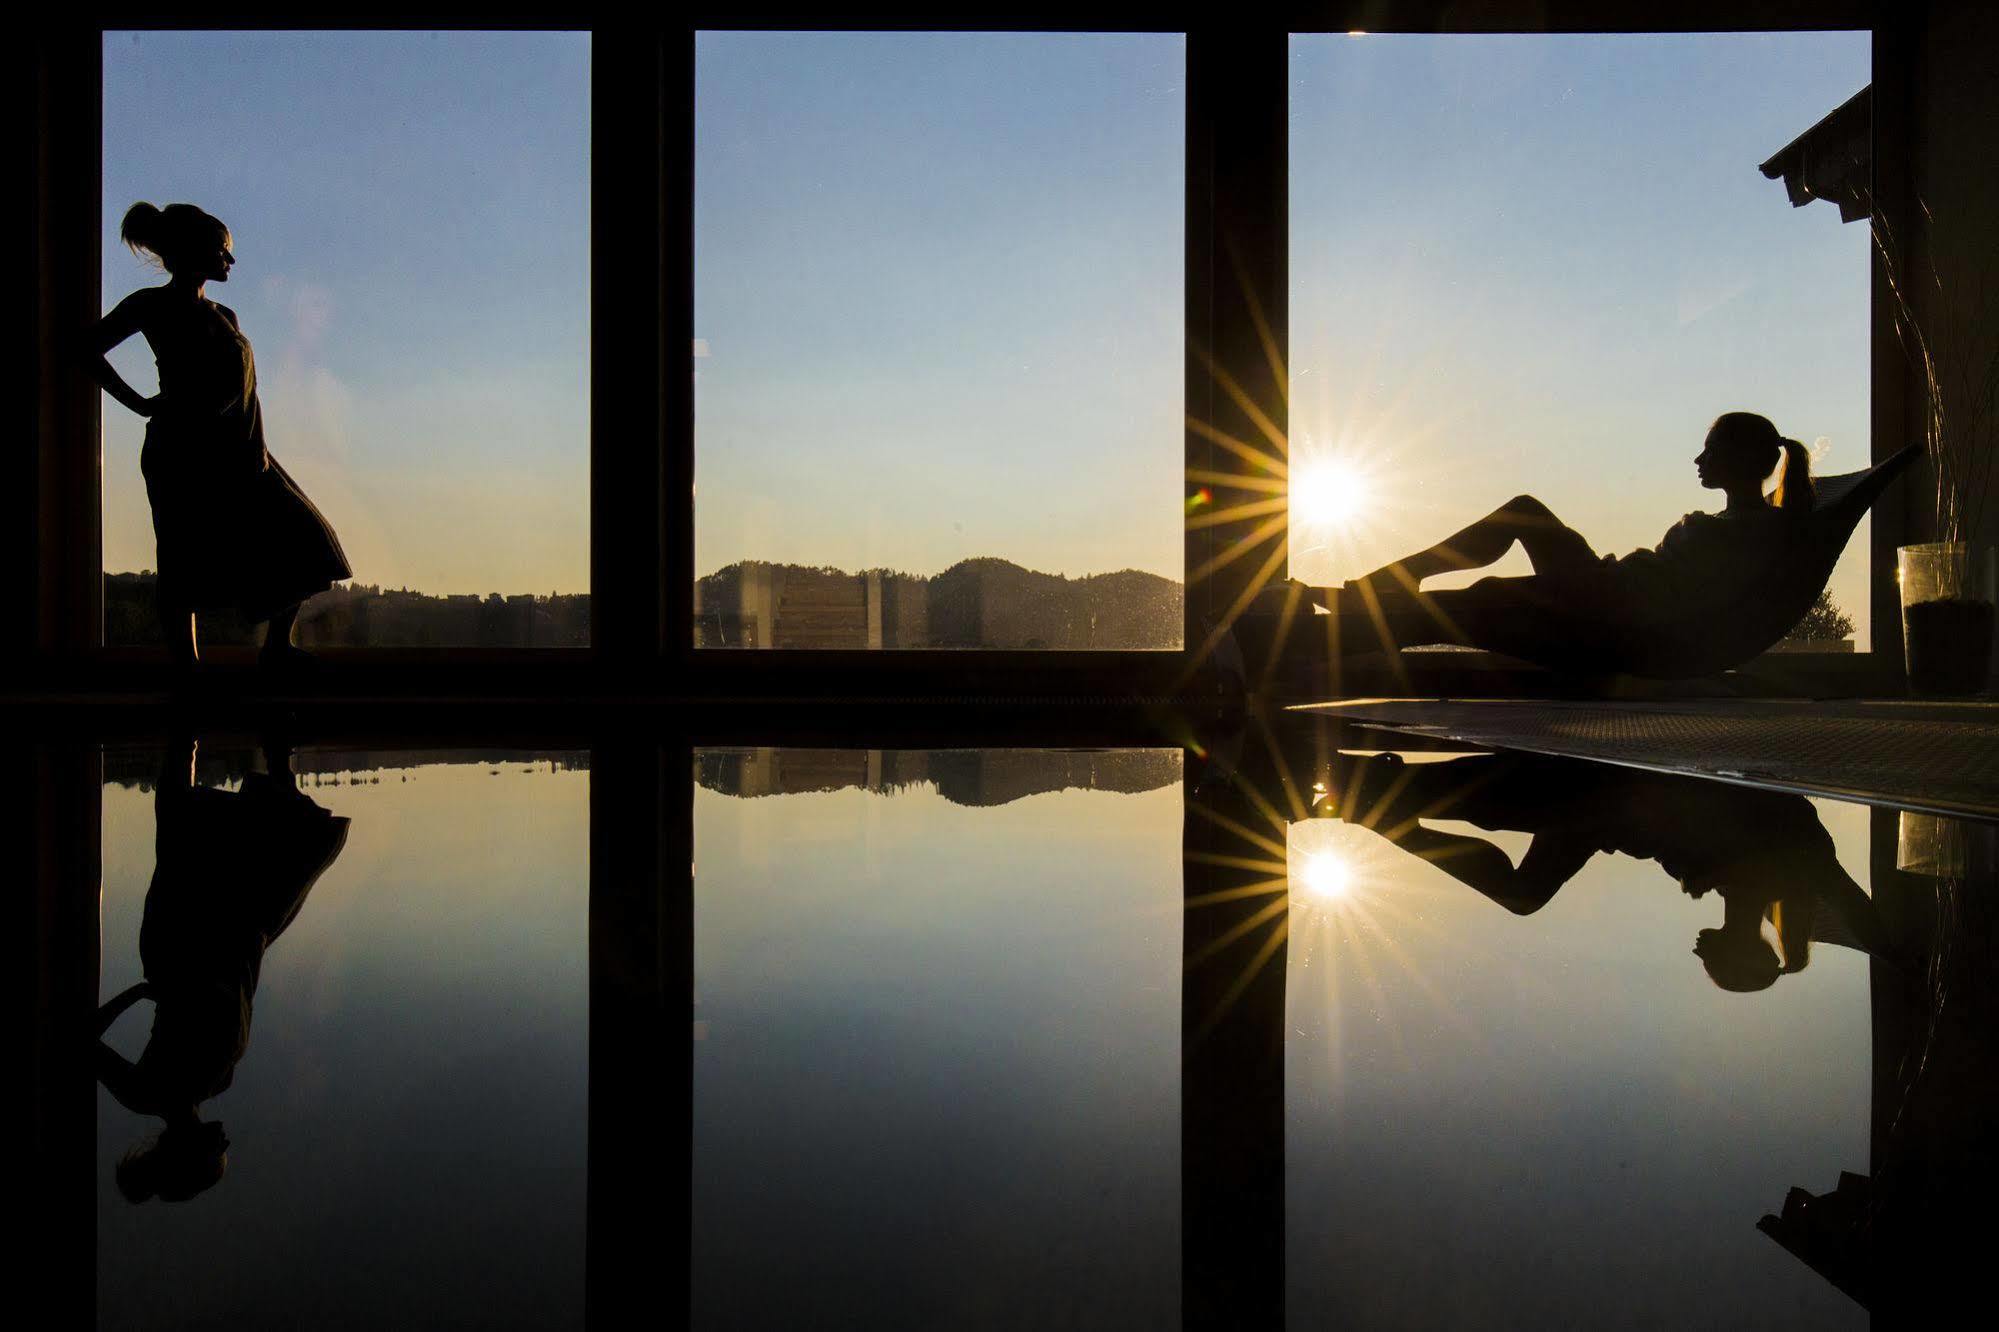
<box><xmin>1712</xmin><ymin>411</ymin><xmax>1813</xmax><ymax>516</ymax></box>
<box><xmin>1772</xmin><ymin>436</ymin><xmax>1814</xmax><ymax>516</ymax></box>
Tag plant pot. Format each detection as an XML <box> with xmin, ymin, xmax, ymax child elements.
<box><xmin>1897</xmin><ymin>810</ymin><xmax>1970</xmax><ymax>875</ymax></box>
<box><xmin>1899</xmin><ymin>542</ymin><xmax>1996</xmax><ymax>697</ymax></box>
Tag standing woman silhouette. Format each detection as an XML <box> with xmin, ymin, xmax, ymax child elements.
<box><xmin>92</xmin><ymin>202</ymin><xmax>351</xmax><ymax>670</ymax></box>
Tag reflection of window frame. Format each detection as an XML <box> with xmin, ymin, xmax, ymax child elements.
<box><xmin>24</xmin><ymin>735</ymin><xmax>685</xmax><ymax>1322</ymax></box>
<box><xmin>26</xmin><ymin>6</ymin><xmax>1910</xmax><ymax>697</ymax></box>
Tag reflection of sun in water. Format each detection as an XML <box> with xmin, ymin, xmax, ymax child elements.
<box><xmin>1298</xmin><ymin>849</ymin><xmax>1353</xmax><ymax>901</ymax></box>
<box><xmin>1189</xmin><ymin>742</ymin><xmax>1550</xmax><ymax>1108</ymax></box>
<box><xmin>1280</xmin><ymin>813</ymin><xmax>1485</xmax><ymax>1085</ymax></box>
<box><xmin>1287</xmin><ymin>819</ymin><xmax>1380</xmax><ymax>910</ymax></box>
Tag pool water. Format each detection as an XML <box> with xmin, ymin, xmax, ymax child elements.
<box><xmin>36</xmin><ymin>725</ymin><xmax>1996</xmax><ymax>1328</ymax></box>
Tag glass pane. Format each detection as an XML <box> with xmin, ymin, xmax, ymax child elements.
<box><xmin>694</xmin><ymin>32</ymin><xmax>1185</xmax><ymax>649</ymax></box>
<box><xmin>96</xmin><ymin>745</ymin><xmax>589</xmax><ymax>1325</ymax></box>
<box><xmin>100</xmin><ymin>32</ymin><xmax>591</xmax><ymax>648</ymax></box>
<box><xmin>692</xmin><ymin>747</ymin><xmax>1182</xmax><ymax>1321</ymax></box>
<box><xmin>1289</xmin><ymin>33</ymin><xmax>1873</xmax><ymax>651</ymax></box>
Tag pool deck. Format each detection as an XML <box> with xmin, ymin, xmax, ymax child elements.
<box><xmin>1296</xmin><ymin>698</ymin><xmax>1999</xmax><ymax>821</ymax></box>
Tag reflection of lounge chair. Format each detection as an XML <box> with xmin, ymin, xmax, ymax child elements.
<box><xmin>1626</xmin><ymin>443</ymin><xmax>1919</xmax><ymax>677</ymax></box>
<box><xmin>1759</xmin><ymin>1172</ymin><xmax>1873</xmax><ymax>1311</ymax></box>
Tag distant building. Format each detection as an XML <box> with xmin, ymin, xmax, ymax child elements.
<box><xmin>693</xmin><ymin>558</ymin><xmax>1180</xmax><ymax>649</ymax></box>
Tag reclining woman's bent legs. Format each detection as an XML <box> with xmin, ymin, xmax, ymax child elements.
<box><xmin>1356</xmin><ymin>494</ymin><xmax>1603</xmax><ymax>593</ymax></box>
<box><xmin>1233</xmin><ymin>571</ymin><xmax>1631</xmax><ymax>677</ymax></box>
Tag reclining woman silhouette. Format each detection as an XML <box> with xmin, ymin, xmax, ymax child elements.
<box><xmin>1269</xmin><ymin>413</ymin><xmax>1822</xmax><ymax>677</ymax></box>
<box><xmin>91</xmin><ymin>202</ymin><xmax>351</xmax><ymax>671</ymax></box>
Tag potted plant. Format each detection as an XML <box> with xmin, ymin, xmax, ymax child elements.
<box><xmin>1880</xmin><ymin>225</ymin><xmax>1997</xmax><ymax>696</ymax></box>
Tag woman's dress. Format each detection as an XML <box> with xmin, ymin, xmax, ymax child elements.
<box><xmin>140</xmin><ymin>294</ymin><xmax>351</xmax><ymax>617</ymax></box>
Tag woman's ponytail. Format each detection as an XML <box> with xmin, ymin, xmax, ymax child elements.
<box><xmin>118</xmin><ymin>201</ymin><xmax>226</xmax><ymax>273</ymax></box>
<box><xmin>1772</xmin><ymin>437</ymin><xmax>1814</xmax><ymax>516</ymax></box>
<box><xmin>120</xmin><ymin>201</ymin><xmax>165</xmax><ymax>262</ymax></box>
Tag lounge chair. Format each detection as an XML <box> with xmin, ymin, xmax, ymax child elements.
<box><xmin>1611</xmin><ymin>442</ymin><xmax>1919</xmax><ymax>677</ymax></box>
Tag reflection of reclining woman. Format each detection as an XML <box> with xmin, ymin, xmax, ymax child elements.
<box><xmin>94</xmin><ymin>737</ymin><xmax>348</xmax><ymax>1202</ymax></box>
<box><xmin>1264</xmin><ymin>413</ymin><xmax>1844</xmax><ymax>678</ymax></box>
<box><xmin>1338</xmin><ymin>750</ymin><xmax>1884</xmax><ymax>992</ymax></box>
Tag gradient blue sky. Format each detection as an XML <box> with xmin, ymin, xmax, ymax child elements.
<box><xmin>102</xmin><ymin>31</ymin><xmax>590</xmax><ymax>594</ymax></box>
<box><xmin>695</xmin><ymin>30</ymin><xmax>1187</xmax><ymax>581</ymax></box>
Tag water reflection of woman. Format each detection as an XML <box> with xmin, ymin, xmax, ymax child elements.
<box><xmin>91</xmin><ymin>202</ymin><xmax>352</xmax><ymax>671</ymax></box>
<box><xmin>94</xmin><ymin>737</ymin><xmax>348</xmax><ymax>1201</ymax></box>
<box><xmin>1336</xmin><ymin>751</ymin><xmax>1885</xmax><ymax>992</ymax></box>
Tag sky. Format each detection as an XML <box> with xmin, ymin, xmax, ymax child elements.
<box><xmin>102</xmin><ymin>29</ymin><xmax>1872</xmax><ymax>639</ymax></box>
<box><xmin>694</xmin><ymin>30</ymin><xmax>1187</xmax><ymax>582</ymax></box>
<box><xmin>101</xmin><ymin>31</ymin><xmax>591</xmax><ymax>595</ymax></box>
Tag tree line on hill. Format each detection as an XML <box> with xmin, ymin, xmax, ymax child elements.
<box><xmin>101</xmin><ymin>567</ymin><xmax>1851</xmax><ymax>652</ymax></box>
<box><xmin>104</xmin><ymin>573</ymin><xmax>590</xmax><ymax>648</ymax></box>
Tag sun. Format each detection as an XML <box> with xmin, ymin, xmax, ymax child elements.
<box><xmin>1291</xmin><ymin>456</ymin><xmax>1372</xmax><ymax>531</ymax></box>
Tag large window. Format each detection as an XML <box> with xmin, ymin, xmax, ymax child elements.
<box><xmin>100</xmin><ymin>31</ymin><xmax>591</xmax><ymax>648</ymax></box>
<box><xmin>62</xmin><ymin>24</ymin><xmax>1902</xmax><ymax>675</ymax></box>
<box><xmin>693</xmin><ymin>31</ymin><xmax>1185</xmax><ymax>649</ymax></box>
<box><xmin>1289</xmin><ymin>32</ymin><xmax>1874</xmax><ymax>650</ymax></box>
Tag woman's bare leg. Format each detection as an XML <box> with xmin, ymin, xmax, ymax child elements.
<box><xmin>1356</xmin><ymin>495</ymin><xmax>1587</xmax><ymax>592</ymax></box>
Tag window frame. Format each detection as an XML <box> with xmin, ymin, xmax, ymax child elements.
<box><xmin>26</xmin><ymin>2</ymin><xmax>1905</xmax><ymax>699</ymax></box>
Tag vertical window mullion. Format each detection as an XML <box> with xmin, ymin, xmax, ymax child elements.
<box><xmin>593</xmin><ymin>25</ymin><xmax>673</xmax><ymax>681</ymax></box>
<box><xmin>1183</xmin><ymin>27</ymin><xmax>1289</xmax><ymax>658</ymax></box>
